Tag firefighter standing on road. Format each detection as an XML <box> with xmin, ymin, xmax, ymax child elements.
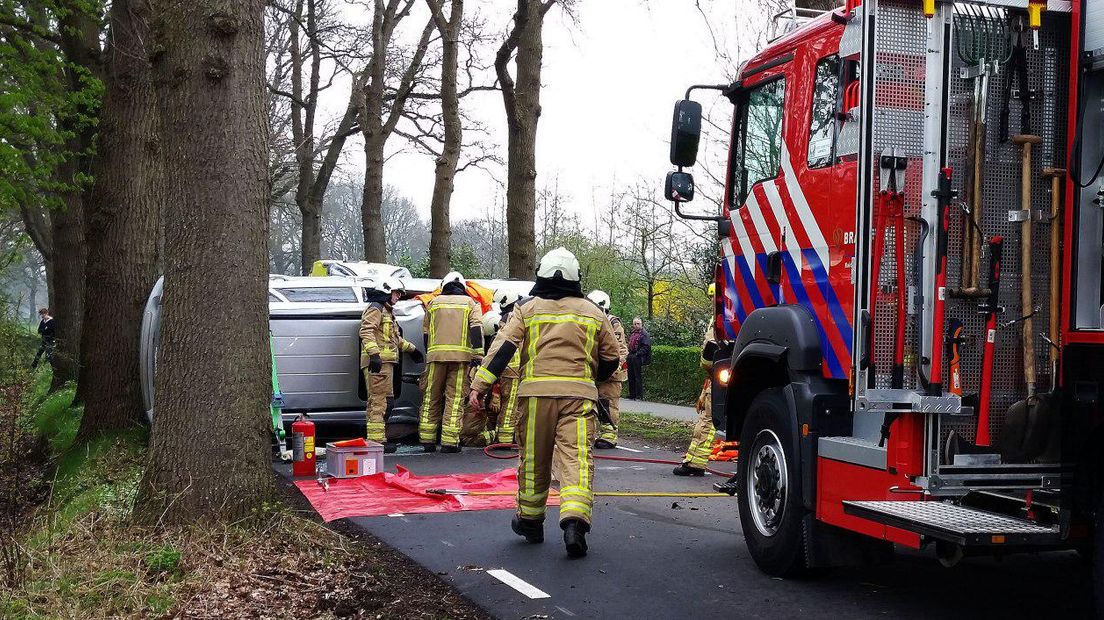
<box><xmin>469</xmin><ymin>247</ymin><xmax>621</xmax><ymax>558</ymax></box>
<box><xmin>491</xmin><ymin>288</ymin><xmax>524</xmax><ymax>444</ymax></box>
<box><xmin>587</xmin><ymin>290</ymin><xmax>628</xmax><ymax>449</ymax></box>
<box><xmin>419</xmin><ymin>271</ymin><xmax>483</xmax><ymax>453</ymax></box>
<box><xmin>360</xmin><ymin>278</ymin><xmax>421</xmax><ymax>453</ymax></box>
<box><xmin>673</xmin><ymin>287</ymin><xmax>720</xmax><ymax>476</ymax></box>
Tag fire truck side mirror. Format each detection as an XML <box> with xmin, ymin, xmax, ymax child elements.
<box><xmin>665</xmin><ymin>171</ymin><xmax>695</xmax><ymax>203</ymax></box>
<box><xmin>670</xmin><ymin>99</ymin><xmax>702</xmax><ymax>167</ymax></box>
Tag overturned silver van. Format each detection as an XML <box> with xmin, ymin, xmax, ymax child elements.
<box><xmin>140</xmin><ymin>273</ymin><xmax>534</xmax><ymax>439</ymax></box>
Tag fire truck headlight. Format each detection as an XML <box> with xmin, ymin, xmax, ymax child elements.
<box><xmin>717</xmin><ymin>367</ymin><xmax>732</xmax><ymax>386</ymax></box>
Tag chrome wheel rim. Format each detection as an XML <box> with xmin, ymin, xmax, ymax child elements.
<box><xmin>747</xmin><ymin>429</ymin><xmax>787</xmax><ymax>537</ymax></box>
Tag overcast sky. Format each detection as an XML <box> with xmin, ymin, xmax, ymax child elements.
<box><xmin>326</xmin><ymin>0</ymin><xmax>772</xmax><ymax>224</ymax></box>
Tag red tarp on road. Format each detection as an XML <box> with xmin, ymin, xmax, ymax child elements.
<box><xmin>294</xmin><ymin>466</ymin><xmax>560</xmax><ymax>522</ymax></box>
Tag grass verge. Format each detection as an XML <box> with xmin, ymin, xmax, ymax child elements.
<box><xmin>1</xmin><ymin>371</ymin><xmax>488</xmax><ymax>619</ymax></box>
<box><xmin>617</xmin><ymin>412</ymin><xmax>694</xmax><ymax>451</ymax></box>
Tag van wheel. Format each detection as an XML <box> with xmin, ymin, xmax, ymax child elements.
<box><xmin>736</xmin><ymin>387</ymin><xmax>807</xmax><ymax>577</ymax></box>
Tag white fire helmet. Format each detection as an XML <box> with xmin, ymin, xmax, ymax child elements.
<box><xmin>441</xmin><ymin>271</ymin><xmax>466</xmax><ymax>288</ymax></box>
<box><xmin>536</xmin><ymin>247</ymin><xmax>581</xmax><ymax>282</ymax></box>
<box><xmin>495</xmin><ymin>288</ymin><xmax>523</xmax><ymax>309</ymax></box>
<box><xmin>482</xmin><ymin>310</ymin><xmax>502</xmax><ymax>338</ymax></box>
<box><xmin>586</xmin><ymin>290</ymin><xmax>611</xmax><ymax>312</ymax></box>
<box><xmin>378</xmin><ymin>277</ymin><xmax>406</xmax><ymax>295</ymax></box>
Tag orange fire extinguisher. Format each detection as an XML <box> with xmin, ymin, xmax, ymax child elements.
<box><xmin>291</xmin><ymin>415</ymin><xmax>316</xmax><ymax>478</ymax></box>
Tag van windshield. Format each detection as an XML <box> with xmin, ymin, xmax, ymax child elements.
<box><xmin>277</xmin><ymin>287</ymin><xmax>358</xmax><ymax>303</ymax></box>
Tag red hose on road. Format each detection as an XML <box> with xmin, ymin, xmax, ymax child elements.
<box><xmin>482</xmin><ymin>443</ymin><xmax>735</xmax><ymax>478</ymax></box>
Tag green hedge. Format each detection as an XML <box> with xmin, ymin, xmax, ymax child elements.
<box><xmin>627</xmin><ymin>345</ymin><xmax>705</xmax><ymax>405</ymax></box>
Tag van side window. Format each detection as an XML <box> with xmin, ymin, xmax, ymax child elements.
<box><xmin>736</xmin><ymin>76</ymin><xmax>787</xmax><ymax>204</ymax></box>
<box><xmin>808</xmin><ymin>55</ymin><xmax>841</xmax><ymax>169</ymax></box>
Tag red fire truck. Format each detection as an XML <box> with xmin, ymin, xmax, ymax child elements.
<box><xmin>667</xmin><ymin>0</ymin><xmax>1102</xmax><ymax>604</ymax></box>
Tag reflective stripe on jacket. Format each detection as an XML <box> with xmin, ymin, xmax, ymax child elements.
<box><xmin>473</xmin><ymin>296</ymin><xmax>621</xmax><ymax>401</ymax></box>
<box><xmin>497</xmin><ymin>312</ymin><xmax>522</xmax><ymax>379</ymax></box>
<box><xmin>423</xmin><ymin>294</ymin><xmax>482</xmax><ymax>363</ymax></box>
<box><xmin>700</xmin><ymin>322</ymin><xmax>717</xmax><ymax>371</ymax></box>
<box><xmin>360</xmin><ymin>303</ymin><xmax>416</xmax><ymax>368</ymax></box>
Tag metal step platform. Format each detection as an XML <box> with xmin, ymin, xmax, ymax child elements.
<box><xmin>842</xmin><ymin>500</ymin><xmax>1062</xmax><ymax>546</ymax></box>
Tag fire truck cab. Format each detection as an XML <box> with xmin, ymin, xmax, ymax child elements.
<box><xmin>667</xmin><ymin>0</ymin><xmax>1102</xmax><ymax>600</ymax></box>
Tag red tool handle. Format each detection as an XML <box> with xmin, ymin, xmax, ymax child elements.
<box><xmin>892</xmin><ymin>192</ymin><xmax>907</xmax><ymax>389</ymax></box>
<box><xmin>976</xmin><ymin>236</ymin><xmax>1004</xmax><ymax>447</ymax></box>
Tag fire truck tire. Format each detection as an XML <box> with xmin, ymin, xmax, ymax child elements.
<box><xmin>736</xmin><ymin>387</ymin><xmax>807</xmax><ymax>577</ymax></box>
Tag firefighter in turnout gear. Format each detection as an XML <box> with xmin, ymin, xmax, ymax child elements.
<box><xmin>458</xmin><ymin>311</ymin><xmax>502</xmax><ymax>447</ymax></box>
<box><xmin>587</xmin><ymin>290</ymin><xmax>628</xmax><ymax>449</ymax></box>
<box><xmin>491</xmin><ymin>288</ymin><xmax>524</xmax><ymax>444</ymax></box>
<box><xmin>359</xmin><ymin>277</ymin><xmax>421</xmax><ymax>452</ymax></box>
<box><xmin>420</xmin><ymin>271</ymin><xmax>484</xmax><ymax>453</ymax></box>
<box><xmin>673</xmin><ymin>288</ymin><xmax>719</xmax><ymax>476</ymax></box>
<box><xmin>469</xmin><ymin>248</ymin><xmax>621</xmax><ymax>558</ymax></box>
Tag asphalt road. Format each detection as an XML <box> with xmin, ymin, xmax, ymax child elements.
<box><xmin>281</xmin><ymin>433</ymin><xmax>1093</xmax><ymax>620</ymax></box>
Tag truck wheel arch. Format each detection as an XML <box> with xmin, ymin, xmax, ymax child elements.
<box><xmin>721</xmin><ymin>305</ymin><xmax>824</xmax><ymax>439</ymax></box>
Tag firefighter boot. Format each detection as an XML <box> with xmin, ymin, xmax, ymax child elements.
<box><xmin>422</xmin><ymin>443</ymin><xmax>437</xmax><ymax>453</ymax></box>
<box><xmin>511</xmin><ymin>515</ymin><xmax>544</xmax><ymax>544</ymax></box>
<box><xmin>383</xmin><ymin>442</ymin><xmax>398</xmax><ymax>454</ymax></box>
<box><xmin>440</xmin><ymin>444</ymin><xmax>461</xmax><ymax>454</ymax></box>
<box><xmin>672</xmin><ymin>462</ymin><xmax>706</xmax><ymax>476</ymax></box>
<box><xmin>561</xmin><ymin>518</ymin><xmax>589</xmax><ymax>558</ymax></box>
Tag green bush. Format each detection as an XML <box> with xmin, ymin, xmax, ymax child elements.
<box><xmin>630</xmin><ymin>345</ymin><xmax>705</xmax><ymax>405</ymax></box>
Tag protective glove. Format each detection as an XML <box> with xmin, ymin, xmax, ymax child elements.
<box><xmin>409</xmin><ymin>349</ymin><xmax>425</xmax><ymax>364</ymax></box>
<box><xmin>368</xmin><ymin>353</ymin><xmax>383</xmax><ymax>373</ymax></box>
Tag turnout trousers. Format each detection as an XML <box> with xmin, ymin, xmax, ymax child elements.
<box><xmin>363</xmin><ymin>365</ymin><xmax>394</xmax><ymax>442</ymax></box>
<box><xmin>683</xmin><ymin>382</ymin><xmax>715</xmax><ymax>470</ymax></box>
<box><xmin>419</xmin><ymin>361</ymin><xmax>469</xmax><ymax>446</ymax></box>
<box><xmin>516</xmin><ymin>396</ymin><xmax>597</xmax><ymax>526</ymax></box>
<box><xmin>494</xmin><ymin>376</ymin><xmax>520</xmax><ymax>444</ymax></box>
<box><xmin>597</xmin><ymin>381</ymin><xmax>622</xmax><ymax>445</ymax></box>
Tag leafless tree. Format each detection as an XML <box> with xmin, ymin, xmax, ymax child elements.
<box><xmin>359</xmin><ymin>0</ymin><xmax>436</xmax><ymax>262</ymax></box>
<box><xmin>267</xmin><ymin>0</ymin><xmax>365</xmax><ymax>274</ymax></box>
<box><xmin>495</xmin><ymin>0</ymin><xmax>569</xmax><ymax>278</ymax></box>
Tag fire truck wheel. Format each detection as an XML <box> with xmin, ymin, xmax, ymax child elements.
<box><xmin>736</xmin><ymin>387</ymin><xmax>807</xmax><ymax>577</ymax></box>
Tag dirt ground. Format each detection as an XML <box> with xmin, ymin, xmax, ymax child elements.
<box><xmin>179</xmin><ymin>473</ymin><xmax>493</xmax><ymax>620</ymax></box>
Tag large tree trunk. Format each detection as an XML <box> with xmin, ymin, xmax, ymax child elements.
<box><xmin>136</xmin><ymin>0</ymin><xmax>273</xmax><ymax>525</ymax></box>
<box><xmin>358</xmin><ymin>2</ymin><xmax>434</xmax><ymax>264</ymax></box>
<box><xmin>360</xmin><ymin>135</ymin><xmax>388</xmax><ymax>262</ymax></box>
<box><xmin>48</xmin><ymin>166</ymin><xmax>85</xmax><ymax>390</ymax></box>
<box><xmin>76</xmin><ymin>0</ymin><xmax>162</xmax><ymax>436</ymax></box>
<box><xmin>48</xmin><ymin>7</ymin><xmax>101</xmax><ymax>391</ymax></box>
<box><xmin>426</xmin><ymin>0</ymin><xmax>462</xmax><ymax>279</ymax></box>
<box><xmin>496</xmin><ymin>0</ymin><xmax>553</xmax><ymax>279</ymax></box>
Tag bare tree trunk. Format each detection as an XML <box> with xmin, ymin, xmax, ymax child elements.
<box><xmin>49</xmin><ymin>158</ymin><xmax>85</xmax><ymax>390</ymax></box>
<box><xmin>136</xmin><ymin>0</ymin><xmax>272</xmax><ymax>525</ymax></box>
<box><xmin>496</xmin><ymin>0</ymin><xmax>556</xmax><ymax>278</ymax></box>
<box><xmin>76</xmin><ymin>0</ymin><xmax>162</xmax><ymax>436</ymax></box>
<box><xmin>48</xmin><ymin>8</ymin><xmax>101</xmax><ymax>391</ymax></box>
<box><xmin>426</xmin><ymin>0</ymin><xmax>463</xmax><ymax>278</ymax></box>
<box><xmin>359</xmin><ymin>1</ymin><xmax>434</xmax><ymax>263</ymax></box>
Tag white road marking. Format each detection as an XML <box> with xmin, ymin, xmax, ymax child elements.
<box><xmin>486</xmin><ymin>569</ymin><xmax>551</xmax><ymax>599</ymax></box>
<box><xmin>556</xmin><ymin>606</ymin><xmax>577</xmax><ymax>616</ymax></box>
<box><xmin>387</xmin><ymin>513</ymin><xmax>404</xmax><ymax>517</ymax></box>
<box><xmin>614</xmin><ymin>445</ymin><xmax>643</xmax><ymax>453</ymax></box>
